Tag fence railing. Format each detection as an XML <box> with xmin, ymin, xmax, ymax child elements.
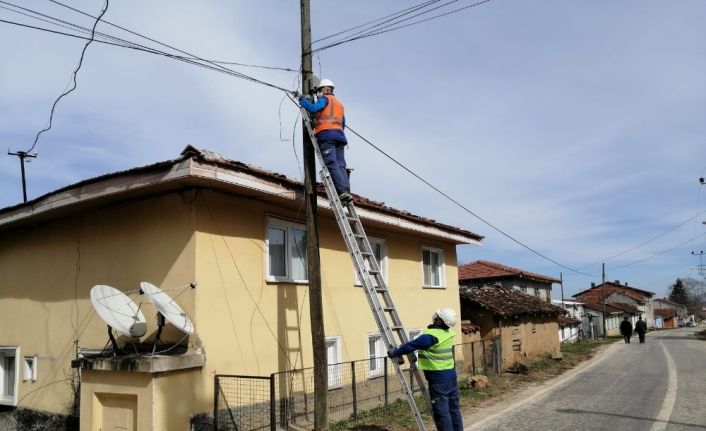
<box><xmin>214</xmin><ymin>337</ymin><xmax>499</xmax><ymax>430</ymax></box>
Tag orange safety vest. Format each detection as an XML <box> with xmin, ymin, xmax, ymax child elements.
<box><xmin>314</xmin><ymin>95</ymin><xmax>344</xmax><ymax>134</ymax></box>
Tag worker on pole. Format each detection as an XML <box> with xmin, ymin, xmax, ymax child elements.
<box><xmin>298</xmin><ymin>79</ymin><xmax>352</xmax><ymax>204</ymax></box>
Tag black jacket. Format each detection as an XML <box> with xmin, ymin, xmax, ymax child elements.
<box><xmin>635</xmin><ymin>320</ymin><xmax>647</xmax><ymax>334</ymax></box>
<box><xmin>620</xmin><ymin>320</ymin><xmax>633</xmax><ymax>336</ymax></box>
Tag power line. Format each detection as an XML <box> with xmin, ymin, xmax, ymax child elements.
<box><xmin>312</xmin><ymin>0</ymin><xmax>441</xmax><ymax>44</ymax></box>
<box><xmin>345</xmin><ymin>125</ymin><xmax>594</xmax><ymax>277</ymax></box>
<box><xmin>25</xmin><ymin>0</ymin><xmax>109</xmax><ymax>153</ymax></box>
<box><xmin>0</xmin><ymin>17</ymin><xmax>292</xmax><ymax>92</ymax></box>
<box><xmin>312</xmin><ymin>0</ymin><xmax>492</xmax><ymax>53</ymax></box>
<box><xmin>46</xmin><ymin>0</ymin><xmax>292</xmax><ymax>91</ymax></box>
<box><xmin>579</xmin><ymin>209</ymin><xmax>706</xmax><ymax>270</ymax></box>
<box><xmin>609</xmin><ymin>231</ymin><xmax>706</xmax><ymax>271</ymax></box>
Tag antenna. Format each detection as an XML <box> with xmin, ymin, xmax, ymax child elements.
<box><xmin>90</xmin><ymin>285</ymin><xmax>147</xmax><ymax>354</ymax></box>
<box><xmin>139</xmin><ymin>282</ymin><xmax>195</xmax><ymax>339</ymax></box>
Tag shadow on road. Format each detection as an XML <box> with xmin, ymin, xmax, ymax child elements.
<box><xmin>556</xmin><ymin>408</ymin><xmax>706</xmax><ymax>429</ymax></box>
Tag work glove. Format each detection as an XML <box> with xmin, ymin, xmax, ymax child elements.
<box><xmin>388</xmin><ymin>348</ymin><xmax>405</xmax><ymax>365</ymax></box>
<box><xmin>292</xmin><ymin>90</ymin><xmax>303</xmax><ymax>99</ymax></box>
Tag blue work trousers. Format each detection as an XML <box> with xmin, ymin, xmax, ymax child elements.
<box><xmin>318</xmin><ymin>140</ymin><xmax>349</xmax><ymax>194</ymax></box>
<box><xmin>428</xmin><ymin>380</ymin><xmax>463</xmax><ymax>431</ymax></box>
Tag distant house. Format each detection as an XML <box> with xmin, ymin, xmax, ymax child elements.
<box><xmin>459</xmin><ymin>285</ymin><xmax>564</xmax><ymax>369</ymax></box>
<box><xmin>654</xmin><ymin>298</ymin><xmax>688</xmax><ymax>327</ymax></box>
<box><xmin>573</xmin><ymin>280</ymin><xmax>655</xmax><ymax>328</ymax></box>
<box><xmin>459</xmin><ymin>260</ymin><xmax>560</xmax><ymax>304</ymax></box>
<box><xmin>0</xmin><ymin>147</ymin><xmax>483</xmax><ymax>429</ymax></box>
<box><xmin>581</xmin><ymin>301</ymin><xmax>640</xmax><ymax>337</ymax></box>
<box><xmin>551</xmin><ymin>300</ymin><xmax>585</xmax><ymax>342</ymax></box>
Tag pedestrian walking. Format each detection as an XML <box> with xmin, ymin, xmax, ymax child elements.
<box><xmin>619</xmin><ymin>316</ymin><xmax>633</xmax><ymax>343</ymax></box>
<box><xmin>635</xmin><ymin>315</ymin><xmax>647</xmax><ymax>343</ymax></box>
<box><xmin>388</xmin><ymin>308</ymin><xmax>463</xmax><ymax>431</ymax></box>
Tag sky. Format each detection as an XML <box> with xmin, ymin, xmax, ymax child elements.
<box><xmin>1</xmin><ymin>0</ymin><xmax>705</xmax><ymax>299</ymax></box>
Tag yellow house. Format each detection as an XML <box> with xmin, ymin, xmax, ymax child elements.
<box><xmin>0</xmin><ymin>146</ymin><xmax>482</xmax><ymax>430</ymax></box>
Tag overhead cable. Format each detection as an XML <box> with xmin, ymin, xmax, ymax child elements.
<box><xmin>345</xmin><ymin>125</ymin><xmax>594</xmax><ymax>277</ymax></box>
<box><xmin>25</xmin><ymin>0</ymin><xmax>109</xmax><ymax>153</ymax></box>
<box><xmin>312</xmin><ymin>0</ymin><xmax>492</xmax><ymax>53</ymax></box>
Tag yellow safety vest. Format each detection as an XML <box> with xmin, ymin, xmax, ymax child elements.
<box><xmin>418</xmin><ymin>328</ymin><xmax>455</xmax><ymax>371</ymax></box>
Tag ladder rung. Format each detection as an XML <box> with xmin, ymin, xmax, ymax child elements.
<box><xmin>391</xmin><ymin>326</ymin><xmax>404</xmax><ymax>331</ymax></box>
<box><xmin>367</xmin><ymin>269</ymin><xmax>380</xmax><ymax>275</ymax></box>
<box><xmin>383</xmin><ymin>307</ymin><xmax>395</xmax><ymax>312</ymax></box>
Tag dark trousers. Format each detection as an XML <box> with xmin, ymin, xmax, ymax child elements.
<box><xmin>638</xmin><ymin>333</ymin><xmax>646</xmax><ymax>343</ymax></box>
<box><xmin>428</xmin><ymin>380</ymin><xmax>463</xmax><ymax>431</ymax></box>
<box><xmin>623</xmin><ymin>335</ymin><xmax>631</xmax><ymax>343</ymax></box>
<box><xmin>318</xmin><ymin>140</ymin><xmax>349</xmax><ymax>194</ymax></box>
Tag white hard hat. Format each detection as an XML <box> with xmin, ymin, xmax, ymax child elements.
<box><xmin>317</xmin><ymin>78</ymin><xmax>335</xmax><ymax>90</ymax></box>
<box><xmin>433</xmin><ymin>308</ymin><xmax>458</xmax><ymax>328</ymax></box>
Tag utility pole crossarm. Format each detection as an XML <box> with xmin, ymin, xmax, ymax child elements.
<box><xmin>7</xmin><ymin>149</ymin><xmax>38</xmax><ymax>203</ymax></box>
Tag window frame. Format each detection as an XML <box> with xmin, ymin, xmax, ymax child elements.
<box><xmin>366</xmin><ymin>333</ymin><xmax>386</xmax><ymax>379</ymax></box>
<box><xmin>265</xmin><ymin>217</ymin><xmax>308</xmax><ymax>283</ymax></box>
<box><xmin>325</xmin><ymin>336</ymin><xmax>342</xmax><ymax>390</ymax></box>
<box><xmin>354</xmin><ymin>237</ymin><xmax>388</xmax><ymax>287</ymax></box>
<box><xmin>421</xmin><ymin>245</ymin><xmax>446</xmax><ymax>288</ymax></box>
<box><xmin>0</xmin><ymin>346</ymin><xmax>19</xmax><ymax>406</ymax></box>
<box><xmin>23</xmin><ymin>356</ymin><xmax>37</xmax><ymax>382</ymax></box>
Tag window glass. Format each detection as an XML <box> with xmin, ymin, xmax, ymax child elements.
<box><xmin>355</xmin><ymin>238</ymin><xmax>386</xmax><ymax>286</ymax></box>
<box><xmin>1</xmin><ymin>350</ymin><xmax>16</xmax><ymax>399</ymax></box>
<box><xmin>367</xmin><ymin>334</ymin><xmax>385</xmax><ymax>377</ymax></box>
<box><xmin>422</xmin><ymin>248</ymin><xmax>443</xmax><ymax>287</ymax></box>
<box><xmin>289</xmin><ymin>228</ymin><xmax>307</xmax><ymax>280</ymax></box>
<box><xmin>267</xmin><ymin>227</ymin><xmax>286</xmax><ymax>277</ymax></box>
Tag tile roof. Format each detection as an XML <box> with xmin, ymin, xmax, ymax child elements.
<box><xmin>458</xmin><ymin>260</ymin><xmax>561</xmax><ymax>284</ymax></box>
<box><xmin>581</xmin><ymin>300</ymin><xmax>640</xmax><ymax>315</ymax></box>
<box><xmin>654</xmin><ymin>308</ymin><xmax>677</xmax><ymax>318</ymax></box>
<box><xmin>558</xmin><ymin>316</ymin><xmax>582</xmax><ymax>326</ymax></box>
<box><xmin>572</xmin><ymin>282</ymin><xmax>654</xmax><ymax>300</ymax></box>
<box><xmin>460</xmin><ymin>320</ymin><xmax>481</xmax><ymax>335</ymax></box>
<box><xmin>0</xmin><ymin>146</ymin><xmax>484</xmax><ymax>243</ymax></box>
<box><xmin>460</xmin><ymin>285</ymin><xmax>564</xmax><ymax>318</ymax></box>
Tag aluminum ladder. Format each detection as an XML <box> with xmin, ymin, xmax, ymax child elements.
<box><xmin>301</xmin><ymin>110</ymin><xmax>431</xmax><ymax>431</ymax></box>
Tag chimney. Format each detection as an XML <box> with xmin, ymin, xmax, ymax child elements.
<box><xmin>614</xmin><ymin>280</ymin><xmax>620</xmax><ymax>285</ymax></box>
<box><xmin>624</xmin><ymin>282</ymin><xmax>628</xmax><ymax>286</ymax></box>
<box><xmin>591</xmin><ymin>282</ymin><xmax>595</xmax><ymax>288</ymax></box>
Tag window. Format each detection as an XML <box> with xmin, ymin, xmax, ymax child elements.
<box><xmin>408</xmin><ymin>329</ymin><xmax>423</xmax><ymax>360</ymax></box>
<box><xmin>0</xmin><ymin>347</ymin><xmax>18</xmax><ymax>406</ymax></box>
<box><xmin>367</xmin><ymin>333</ymin><xmax>386</xmax><ymax>378</ymax></box>
<box><xmin>355</xmin><ymin>237</ymin><xmax>387</xmax><ymax>286</ymax></box>
<box><xmin>325</xmin><ymin>336</ymin><xmax>342</xmax><ymax>389</ymax></box>
<box><xmin>266</xmin><ymin>218</ymin><xmax>307</xmax><ymax>282</ymax></box>
<box><xmin>421</xmin><ymin>246</ymin><xmax>445</xmax><ymax>287</ymax></box>
<box><xmin>23</xmin><ymin>356</ymin><xmax>37</xmax><ymax>382</ymax></box>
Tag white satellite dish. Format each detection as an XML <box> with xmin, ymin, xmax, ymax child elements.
<box><xmin>140</xmin><ymin>281</ymin><xmax>195</xmax><ymax>335</ymax></box>
<box><xmin>90</xmin><ymin>285</ymin><xmax>147</xmax><ymax>338</ymax></box>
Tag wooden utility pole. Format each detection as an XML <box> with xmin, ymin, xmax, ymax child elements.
<box><xmin>601</xmin><ymin>263</ymin><xmax>607</xmax><ymax>339</ymax></box>
<box><xmin>300</xmin><ymin>1</ymin><xmax>328</xmax><ymax>429</ymax></box>
<box><xmin>8</xmin><ymin>150</ymin><xmax>37</xmax><ymax>203</ymax></box>
<box><xmin>559</xmin><ymin>272</ymin><xmax>564</xmax><ymax>310</ymax></box>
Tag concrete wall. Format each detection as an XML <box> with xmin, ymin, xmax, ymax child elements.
<box><xmin>1</xmin><ymin>188</ymin><xmax>467</xmax><ymax>425</ymax></box>
<box><xmin>190</xmin><ymin>190</ymin><xmax>463</xmax><ymax>412</ymax></box>
<box><xmin>0</xmin><ymin>192</ymin><xmax>196</xmax><ymax>415</ymax></box>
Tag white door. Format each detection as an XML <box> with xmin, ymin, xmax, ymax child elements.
<box><xmin>325</xmin><ymin>337</ymin><xmax>342</xmax><ymax>389</ymax></box>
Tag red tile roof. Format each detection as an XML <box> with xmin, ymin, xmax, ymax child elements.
<box><xmin>572</xmin><ymin>282</ymin><xmax>654</xmax><ymax>301</ymax></box>
<box><xmin>654</xmin><ymin>308</ymin><xmax>677</xmax><ymax>318</ymax></box>
<box><xmin>460</xmin><ymin>320</ymin><xmax>481</xmax><ymax>334</ymax></box>
<box><xmin>558</xmin><ymin>316</ymin><xmax>582</xmax><ymax>326</ymax></box>
<box><xmin>460</xmin><ymin>285</ymin><xmax>564</xmax><ymax>318</ymax></box>
<box><xmin>458</xmin><ymin>260</ymin><xmax>561</xmax><ymax>284</ymax></box>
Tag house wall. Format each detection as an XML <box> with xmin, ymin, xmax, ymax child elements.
<box><xmin>191</xmin><ymin>190</ymin><xmax>463</xmax><ymax>414</ymax></box>
<box><xmin>0</xmin><ymin>192</ymin><xmax>196</xmax><ymax>415</ymax></box>
<box><xmin>499</xmin><ymin>317</ymin><xmax>559</xmax><ymax>367</ymax></box>
<box><xmin>559</xmin><ymin>324</ymin><xmax>580</xmax><ymax>343</ymax></box>
<box><xmin>505</xmin><ymin>279</ymin><xmax>552</xmax><ymax>303</ymax></box>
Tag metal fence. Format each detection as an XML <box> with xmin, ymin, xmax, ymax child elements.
<box><xmin>214</xmin><ymin>338</ymin><xmax>499</xmax><ymax>430</ymax></box>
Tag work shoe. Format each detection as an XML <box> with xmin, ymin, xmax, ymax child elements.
<box><xmin>339</xmin><ymin>192</ymin><xmax>353</xmax><ymax>204</ymax></box>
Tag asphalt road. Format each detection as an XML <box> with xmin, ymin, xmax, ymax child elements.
<box><xmin>468</xmin><ymin>327</ymin><xmax>706</xmax><ymax>431</ymax></box>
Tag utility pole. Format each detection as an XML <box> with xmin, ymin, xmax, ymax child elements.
<box><xmin>691</xmin><ymin>251</ymin><xmax>705</xmax><ymax>277</ymax></box>
<box><xmin>559</xmin><ymin>272</ymin><xmax>564</xmax><ymax>310</ymax></box>
<box><xmin>8</xmin><ymin>150</ymin><xmax>37</xmax><ymax>203</ymax></box>
<box><xmin>601</xmin><ymin>263</ymin><xmax>607</xmax><ymax>339</ymax></box>
<box><xmin>300</xmin><ymin>1</ymin><xmax>328</xmax><ymax>429</ymax></box>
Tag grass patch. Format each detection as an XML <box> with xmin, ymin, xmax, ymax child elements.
<box><xmin>331</xmin><ymin>339</ymin><xmax>616</xmax><ymax>430</ymax></box>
